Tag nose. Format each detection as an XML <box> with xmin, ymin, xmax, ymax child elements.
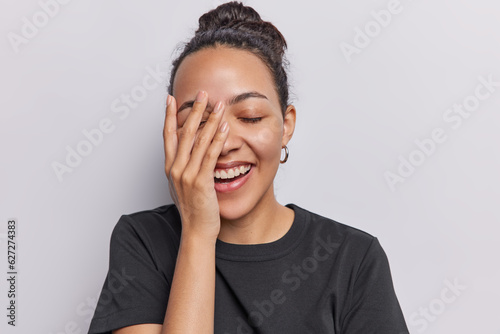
<box><xmin>219</xmin><ymin>117</ymin><xmax>243</xmax><ymax>157</ymax></box>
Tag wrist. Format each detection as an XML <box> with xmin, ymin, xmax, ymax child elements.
<box><xmin>180</xmin><ymin>232</ymin><xmax>218</xmax><ymax>249</ymax></box>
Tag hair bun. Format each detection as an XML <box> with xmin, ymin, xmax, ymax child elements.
<box><xmin>196</xmin><ymin>2</ymin><xmax>287</xmax><ymax>57</ymax></box>
<box><xmin>196</xmin><ymin>1</ymin><xmax>262</xmax><ymax>33</ymax></box>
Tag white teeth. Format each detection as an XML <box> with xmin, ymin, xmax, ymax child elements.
<box><xmin>214</xmin><ymin>165</ymin><xmax>251</xmax><ymax>180</ymax></box>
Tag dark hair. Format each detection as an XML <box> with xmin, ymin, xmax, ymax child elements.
<box><xmin>167</xmin><ymin>1</ymin><xmax>290</xmax><ymax>115</ymax></box>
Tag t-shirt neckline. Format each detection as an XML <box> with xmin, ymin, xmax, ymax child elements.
<box><xmin>215</xmin><ymin>204</ymin><xmax>308</xmax><ymax>262</ymax></box>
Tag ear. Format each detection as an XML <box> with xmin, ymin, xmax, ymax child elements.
<box><xmin>281</xmin><ymin>104</ymin><xmax>296</xmax><ymax>146</ymax></box>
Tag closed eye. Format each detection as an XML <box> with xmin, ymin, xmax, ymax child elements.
<box><xmin>198</xmin><ymin>112</ymin><xmax>211</xmax><ymax>128</ymax></box>
<box><xmin>240</xmin><ymin>117</ymin><xmax>262</xmax><ymax>123</ymax></box>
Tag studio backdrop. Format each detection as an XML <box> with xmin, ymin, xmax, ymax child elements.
<box><xmin>1</xmin><ymin>0</ymin><xmax>499</xmax><ymax>333</ymax></box>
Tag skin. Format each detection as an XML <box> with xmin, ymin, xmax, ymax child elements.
<box><xmin>113</xmin><ymin>45</ymin><xmax>296</xmax><ymax>334</ymax></box>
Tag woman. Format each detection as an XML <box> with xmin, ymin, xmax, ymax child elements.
<box><xmin>88</xmin><ymin>2</ymin><xmax>409</xmax><ymax>333</ymax></box>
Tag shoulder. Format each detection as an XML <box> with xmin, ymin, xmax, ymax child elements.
<box><xmin>89</xmin><ymin>205</ymin><xmax>181</xmax><ymax>333</ymax></box>
<box><xmin>110</xmin><ymin>204</ymin><xmax>182</xmax><ymax>263</ymax></box>
<box><xmin>290</xmin><ymin>207</ymin><xmax>409</xmax><ymax>331</ymax></box>
<box><xmin>112</xmin><ymin>204</ymin><xmax>181</xmax><ymax>239</ymax></box>
<box><xmin>290</xmin><ymin>204</ymin><xmax>377</xmax><ymax>246</ymax></box>
<box><xmin>288</xmin><ymin>204</ymin><xmax>386</xmax><ymax>266</ymax></box>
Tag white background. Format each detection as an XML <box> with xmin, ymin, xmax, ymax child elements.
<box><xmin>1</xmin><ymin>0</ymin><xmax>499</xmax><ymax>333</ymax></box>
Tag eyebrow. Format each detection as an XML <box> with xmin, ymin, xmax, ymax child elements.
<box><xmin>177</xmin><ymin>91</ymin><xmax>268</xmax><ymax>113</ymax></box>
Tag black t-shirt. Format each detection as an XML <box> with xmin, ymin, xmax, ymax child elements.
<box><xmin>88</xmin><ymin>204</ymin><xmax>409</xmax><ymax>334</ymax></box>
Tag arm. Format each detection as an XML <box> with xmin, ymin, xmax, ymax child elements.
<box><xmin>114</xmin><ymin>91</ymin><xmax>227</xmax><ymax>334</ymax></box>
<box><xmin>113</xmin><ymin>324</ymin><xmax>162</xmax><ymax>334</ymax></box>
<box><xmin>113</xmin><ymin>236</ymin><xmax>216</xmax><ymax>334</ymax></box>
<box><xmin>162</xmin><ymin>235</ymin><xmax>216</xmax><ymax>332</ymax></box>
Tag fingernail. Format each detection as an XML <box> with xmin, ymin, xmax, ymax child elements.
<box><xmin>195</xmin><ymin>91</ymin><xmax>206</xmax><ymax>102</ymax></box>
<box><xmin>220</xmin><ymin>121</ymin><xmax>228</xmax><ymax>133</ymax></box>
<box><xmin>167</xmin><ymin>95</ymin><xmax>172</xmax><ymax>106</ymax></box>
<box><xmin>213</xmin><ymin>101</ymin><xmax>223</xmax><ymax>113</ymax></box>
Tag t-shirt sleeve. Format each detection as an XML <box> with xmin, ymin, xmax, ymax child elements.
<box><xmin>88</xmin><ymin>215</ymin><xmax>171</xmax><ymax>334</ymax></box>
<box><xmin>341</xmin><ymin>237</ymin><xmax>409</xmax><ymax>334</ymax></box>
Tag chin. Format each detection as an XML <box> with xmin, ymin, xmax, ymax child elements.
<box><xmin>217</xmin><ymin>197</ymin><xmax>257</xmax><ymax>222</ymax></box>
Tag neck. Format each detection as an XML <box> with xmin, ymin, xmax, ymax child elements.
<box><xmin>218</xmin><ymin>187</ymin><xmax>294</xmax><ymax>245</ymax></box>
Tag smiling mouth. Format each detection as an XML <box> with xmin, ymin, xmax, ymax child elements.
<box><xmin>214</xmin><ymin>164</ymin><xmax>252</xmax><ymax>184</ymax></box>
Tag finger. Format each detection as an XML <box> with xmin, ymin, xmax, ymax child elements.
<box><xmin>175</xmin><ymin>91</ymin><xmax>209</xmax><ymax>167</ymax></box>
<box><xmin>184</xmin><ymin>101</ymin><xmax>225</xmax><ymax>174</ymax></box>
<box><xmin>164</xmin><ymin>95</ymin><xmax>178</xmax><ymax>173</ymax></box>
<box><xmin>198</xmin><ymin>121</ymin><xmax>229</xmax><ymax>177</ymax></box>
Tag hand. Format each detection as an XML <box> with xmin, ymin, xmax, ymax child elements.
<box><xmin>163</xmin><ymin>91</ymin><xmax>229</xmax><ymax>242</ymax></box>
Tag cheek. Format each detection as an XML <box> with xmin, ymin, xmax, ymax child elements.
<box><xmin>247</xmin><ymin>125</ymin><xmax>282</xmax><ymax>160</ymax></box>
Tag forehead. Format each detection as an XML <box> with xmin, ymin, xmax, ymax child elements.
<box><xmin>173</xmin><ymin>46</ymin><xmax>279</xmax><ymax>104</ymax></box>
